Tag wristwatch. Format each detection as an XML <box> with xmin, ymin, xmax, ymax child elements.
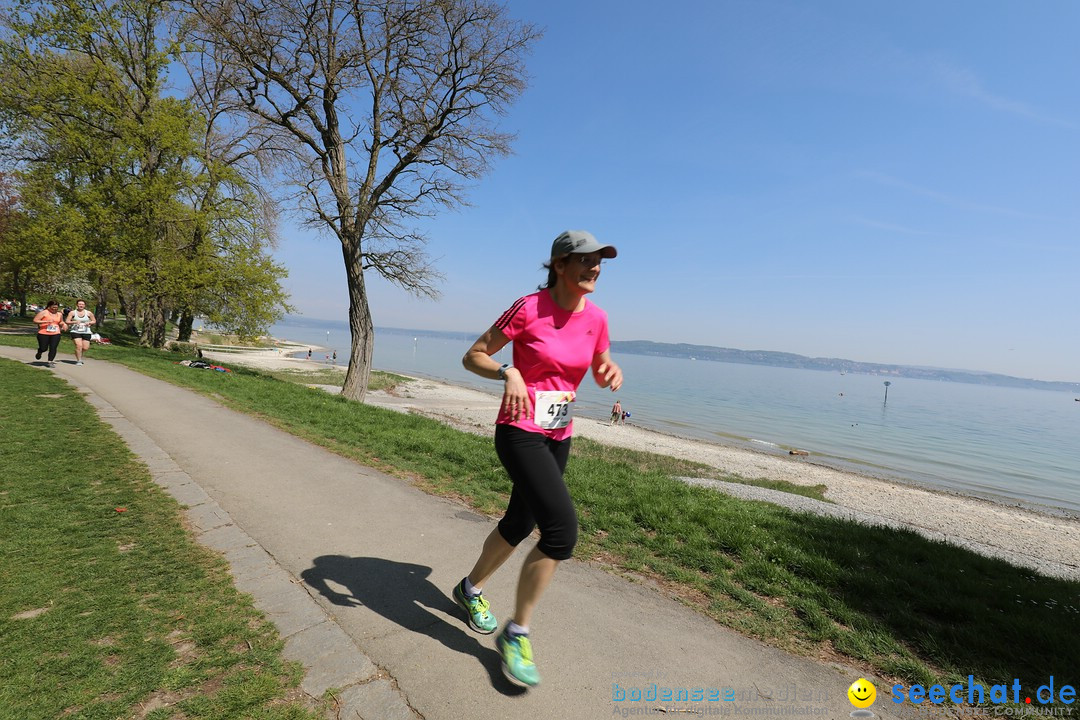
<box><xmin>497</xmin><ymin>363</ymin><xmax>512</xmax><ymax>380</ymax></box>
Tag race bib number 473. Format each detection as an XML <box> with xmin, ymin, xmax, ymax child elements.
<box><xmin>534</xmin><ymin>391</ymin><xmax>576</xmax><ymax>430</ymax></box>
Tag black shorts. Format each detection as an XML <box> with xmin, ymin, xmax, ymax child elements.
<box><xmin>494</xmin><ymin>424</ymin><xmax>577</xmax><ymax>560</ymax></box>
<box><xmin>71</xmin><ymin>333</ymin><xmax>92</xmax><ymax>341</ymax></box>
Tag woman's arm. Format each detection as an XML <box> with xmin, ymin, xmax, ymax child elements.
<box><xmin>592</xmin><ymin>349</ymin><xmax>623</xmax><ymax>391</ymax></box>
<box><xmin>463</xmin><ymin>325</ymin><xmax>530</xmax><ymax>420</ymax></box>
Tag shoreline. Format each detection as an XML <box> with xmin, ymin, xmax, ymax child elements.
<box><xmin>202</xmin><ymin>342</ymin><xmax>1080</xmax><ymax>581</ymax></box>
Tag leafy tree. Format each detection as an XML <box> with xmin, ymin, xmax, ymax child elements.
<box><xmin>0</xmin><ymin>168</ymin><xmax>85</xmax><ymax>313</ymax></box>
<box><xmin>181</xmin><ymin>0</ymin><xmax>540</xmax><ymax>400</ymax></box>
<box><xmin>0</xmin><ymin>171</ymin><xmax>33</xmax><ymax>313</ymax></box>
<box><xmin>0</xmin><ymin>0</ymin><xmax>292</xmax><ymax>344</ymax></box>
<box><xmin>0</xmin><ymin>0</ymin><xmax>199</xmax><ymax>344</ymax></box>
<box><xmin>0</xmin><ymin>172</ymin><xmax>21</xmax><ymax>306</ymax></box>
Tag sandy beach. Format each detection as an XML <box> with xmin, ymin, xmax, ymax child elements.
<box><xmin>202</xmin><ymin>343</ymin><xmax>1080</xmax><ymax>581</ymax></box>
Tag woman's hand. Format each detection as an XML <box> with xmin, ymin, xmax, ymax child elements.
<box><xmin>463</xmin><ymin>325</ymin><xmax>531</xmax><ymax>419</ymax></box>
<box><xmin>500</xmin><ymin>369</ymin><xmax>531</xmax><ymax>421</ymax></box>
<box><xmin>593</xmin><ymin>352</ymin><xmax>623</xmax><ymax>391</ymax></box>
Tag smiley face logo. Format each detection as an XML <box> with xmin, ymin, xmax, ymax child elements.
<box><xmin>848</xmin><ymin>678</ymin><xmax>876</xmax><ymax>709</ymax></box>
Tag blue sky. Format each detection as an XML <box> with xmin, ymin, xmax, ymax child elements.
<box><xmin>270</xmin><ymin>0</ymin><xmax>1080</xmax><ymax>383</ymax></box>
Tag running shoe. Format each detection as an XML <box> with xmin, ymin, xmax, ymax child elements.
<box><xmin>76</xmin><ymin>361</ymin><xmax>83</xmax><ymax>366</ymax></box>
<box><xmin>496</xmin><ymin>628</ymin><xmax>540</xmax><ymax>687</ymax></box>
<box><xmin>452</xmin><ymin>581</ymin><xmax>497</xmax><ymax>634</ymax></box>
<box><xmin>48</xmin><ymin>361</ymin><xmax>55</xmax><ymax>368</ymax></box>
<box><xmin>35</xmin><ymin>349</ymin><xmax>42</xmax><ymax>360</ymax></box>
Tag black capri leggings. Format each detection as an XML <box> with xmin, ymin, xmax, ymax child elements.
<box><xmin>36</xmin><ymin>333</ymin><xmax>62</xmax><ymax>362</ymax></box>
<box><xmin>495</xmin><ymin>424</ymin><xmax>578</xmax><ymax>561</ymax></box>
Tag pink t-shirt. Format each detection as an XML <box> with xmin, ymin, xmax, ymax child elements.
<box><xmin>494</xmin><ymin>290</ymin><xmax>610</xmax><ymax>440</ymax></box>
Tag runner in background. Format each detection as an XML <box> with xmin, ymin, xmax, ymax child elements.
<box><xmin>65</xmin><ymin>299</ymin><xmax>96</xmax><ymax>366</ymax></box>
<box><xmin>32</xmin><ymin>300</ymin><xmax>67</xmax><ymax>367</ymax></box>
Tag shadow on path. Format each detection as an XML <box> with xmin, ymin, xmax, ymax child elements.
<box><xmin>301</xmin><ymin>555</ymin><xmax>525</xmax><ymax>696</ymax></box>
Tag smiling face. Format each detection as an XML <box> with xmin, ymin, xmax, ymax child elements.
<box><xmin>555</xmin><ymin>252</ymin><xmax>603</xmax><ymax>296</ymax></box>
<box><xmin>847</xmin><ymin>678</ymin><xmax>877</xmax><ymax>709</ymax></box>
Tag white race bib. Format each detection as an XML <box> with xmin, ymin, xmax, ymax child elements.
<box><xmin>534</xmin><ymin>391</ymin><xmax>576</xmax><ymax>430</ymax></box>
<box><xmin>46</xmin><ymin>323</ymin><xmax>59</xmax><ymax>333</ymax></box>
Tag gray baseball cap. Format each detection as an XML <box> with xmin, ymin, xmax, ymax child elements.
<box><xmin>551</xmin><ymin>230</ymin><xmax>618</xmax><ymax>259</ymax></box>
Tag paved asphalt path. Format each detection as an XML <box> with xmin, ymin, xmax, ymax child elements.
<box><xmin>3</xmin><ymin>346</ymin><xmax>907</xmax><ymax>720</ymax></box>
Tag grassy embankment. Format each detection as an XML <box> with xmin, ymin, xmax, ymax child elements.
<box><xmin>2</xmin><ymin>321</ymin><xmax>1078</xmax><ymax>709</ymax></box>
<box><xmin>0</xmin><ymin>357</ymin><xmax>322</xmax><ymax>719</ymax></box>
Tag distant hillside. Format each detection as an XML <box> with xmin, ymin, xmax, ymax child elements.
<box><xmin>374</xmin><ymin>327</ymin><xmax>1079</xmax><ymax>393</ymax></box>
<box><xmin>611</xmin><ymin>340</ymin><xmax>1080</xmax><ymax>394</ymax></box>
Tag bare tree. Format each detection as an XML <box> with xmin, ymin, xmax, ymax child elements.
<box><xmin>182</xmin><ymin>0</ymin><xmax>540</xmax><ymax>400</ymax></box>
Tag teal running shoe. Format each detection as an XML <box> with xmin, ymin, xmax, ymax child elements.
<box><xmin>452</xmin><ymin>582</ymin><xmax>497</xmax><ymax>634</ymax></box>
<box><xmin>496</xmin><ymin>628</ymin><xmax>541</xmax><ymax>687</ymax></box>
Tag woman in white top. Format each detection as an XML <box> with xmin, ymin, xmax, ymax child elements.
<box><xmin>65</xmin><ymin>299</ymin><xmax>97</xmax><ymax>365</ymax></box>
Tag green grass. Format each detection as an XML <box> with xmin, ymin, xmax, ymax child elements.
<box><xmin>0</xmin><ymin>314</ymin><xmax>37</xmax><ymax>332</ymax></box>
<box><xmin>2</xmin><ymin>333</ymin><xmax>1077</xmax><ymax>709</ymax></box>
<box><xmin>0</xmin><ymin>359</ymin><xmax>321</xmax><ymax>720</ymax></box>
<box><xmin>732</xmin><ymin>477</ymin><xmax>830</xmax><ymax>501</ymax></box>
<box><xmin>253</xmin><ymin>366</ymin><xmax>407</xmax><ymax>392</ymax></box>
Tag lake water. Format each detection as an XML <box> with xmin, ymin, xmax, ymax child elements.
<box><xmin>271</xmin><ymin>316</ymin><xmax>1080</xmax><ymax>515</ymax></box>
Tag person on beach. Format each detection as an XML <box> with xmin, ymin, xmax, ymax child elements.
<box><xmin>454</xmin><ymin>230</ymin><xmax>622</xmax><ymax>687</ymax></box>
<box><xmin>33</xmin><ymin>300</ymin><xmax>67</xmax><ymax>367</ymax></box>
<box><xmin>64</xmin><ymin>299</ymin><xmax>96</xmax><ymax>366</ymax></box>
<box><xmin>610</xmin><ymin>399</ymin><xmax>622</xmax><ymax>425</ymax></box>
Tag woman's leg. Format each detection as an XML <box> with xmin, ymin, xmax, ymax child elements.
<box><xmin>513</xmin><ymin>546</ymin><xmax>560</xmax><ymax>629</ymax></box>
<box><xmin>36</xmin><ymin>334</ymin><xmax>49</xmax><ymax>360</ymax></box>
<box><xmin>72</xmin><ymin>337</ymin><xmax>83</xmax><ymax>362</ymax></box>
<box><xmin>492</xmin><ymin>426</ymin><xmax>576</xmax><ymax>626</ymax></box>
<box><xmin>47</xmin><ymin>334</ymin><xmax>62</xmax><ymax>362</ymax></box>
<box><xmin>466</xmin><ymin>526</ymin><xmax>516</xmax><ymax>589</ymax></box>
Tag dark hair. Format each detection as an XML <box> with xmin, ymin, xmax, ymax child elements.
<box><xmin>538</xmin><ymin>257</ymin><xmax>563</xmax><ymax>290</ymax></box>
<box><xmin>45</xmin><ymin>299</ymin><xmax>59</xmax><ymax>309</ymax></box>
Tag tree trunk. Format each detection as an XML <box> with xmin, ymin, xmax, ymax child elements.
<box><xmin>15</xmin><ymin>270</ymin><xmax>28</xmax><ymax>316</ymax></box>
<box><xmin>177</xmin><ymin>311</ymin><xmax>194</xmax><ymax>342</ymax></box>
<box><xmin>340</xmin><ymin>238</ymin><xmax>374</xmax><ymax>402</ymax></box>
<box><xmin>94</xmin><ymin>275</ymin><xmax>109</xmax><ymax>328</ymax></box>
<box><xmin>140</xmin><ymin>294</ymin><xmax>167</xmax><ymax>347</ymax></box>
<box><xmin>117</xmin><ymin>288</ymin><xmax>139</xmax><ymax>335</ymax></box>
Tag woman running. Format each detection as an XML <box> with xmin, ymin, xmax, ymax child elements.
<box><xmin>65</xmin><ymin>299</ymin><xmax>96</xmax><ymax>365</ymax></box>
<box><xmin>33</xmin><ymin>300</ymin><xmax>67</xmax><ymax>367</ymax></box>
<box><xmin>454</xmin><ymin>230</ymin><xmax>623</xmax><ymax>687</ymax></box>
